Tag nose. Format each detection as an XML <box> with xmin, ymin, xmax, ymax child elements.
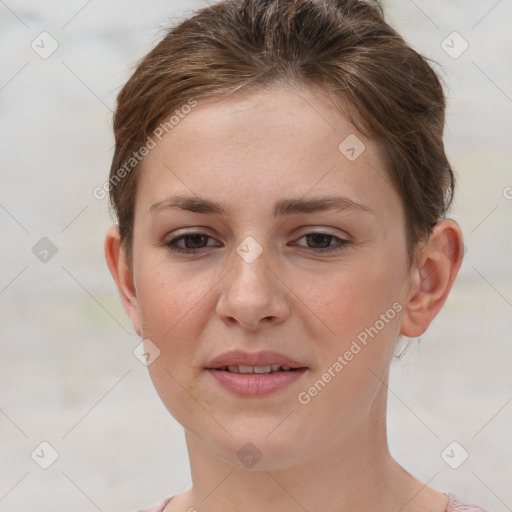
<box><xmin>216</xmin><ymin>238</ymin><xmax>291</xmax><ymax>330</ymax></box>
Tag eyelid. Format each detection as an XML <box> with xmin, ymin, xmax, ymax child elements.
<box><xmin>293</xmin><ymin>226</ymin><xmax>350</xmax><ymax>239</ymax></box>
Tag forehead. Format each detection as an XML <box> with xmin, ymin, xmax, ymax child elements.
<box><xmin>135</xmin><ymin>85</ymin><xmax>398</xmax><ymax>221</ymax></box>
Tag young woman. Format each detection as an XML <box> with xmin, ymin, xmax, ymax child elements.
<box><xmin>104</xmin><ymin>1</ymin><xmax>492</xmax><ymax>511</ymax></box>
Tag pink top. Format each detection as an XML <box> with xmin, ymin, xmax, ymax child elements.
<box><xmin>135</xmin><ymin>492</ymin><xmax>492</xmax><ymax>512</ymax></box>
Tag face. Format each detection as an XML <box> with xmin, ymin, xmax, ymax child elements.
<box><xmin>120</xmin><ymin>85</ymin><xmax>417</xmax><ymax>469</ymax></box>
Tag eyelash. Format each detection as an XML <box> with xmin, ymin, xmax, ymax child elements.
<box><xmin>164</xmin><ymin>231</ymin><xmax>350</xmax><ymax>254</ymax></box>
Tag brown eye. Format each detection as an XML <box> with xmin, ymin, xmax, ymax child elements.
<box><xmin>165</xmin><ymin>233</ymin><xmax>219</xmax><ymax>253</ymax></box>
<box><xmin>305</xmin><ymin>233</ymin><xmax>334</xmax><ymax>249</ymax></box>
<box><xmin>294</xmin><ymin>232</ymin><xmax>349</xmax><ymax>253</ymax></box>
<box><xmin>180</xmin><ymin>234</ymin><xmax>209</xmax><ymax>249</ymax></box>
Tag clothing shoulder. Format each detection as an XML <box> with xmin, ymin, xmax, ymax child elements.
<box><xmin>134</xmin><ymin>493</ymin><xmax>493</xmax><ymax>512</ymax></box>
<box><xmin>446</xmin><ymin>493</ymin><xmax>493</xmax><ymax>512</ymax></box>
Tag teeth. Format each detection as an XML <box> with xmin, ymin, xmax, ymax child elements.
<box><xmin>245</xmin><ymin>365</ymin><xmax>271</xmax><ymax>374</ymax></box>
<box><xmin>224</xmin><ymin>364</ymin><xmax>295</xmax><ymax>374</ymax></box>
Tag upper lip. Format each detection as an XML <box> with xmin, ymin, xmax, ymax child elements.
<box><xmin>206</xmin><ymin>350</ymin><xmax>307</xmax><ymax>369</ymax></box>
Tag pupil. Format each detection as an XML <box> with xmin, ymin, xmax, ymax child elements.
<box><xmin>307</xmin><ymin>233</ymin><xmax>330</xmax><ymax>248</ymax></box>
<box><xmin>185</xmin><ymin>234</ymin><xmax>206</xmax><ymax>249</ymax></box>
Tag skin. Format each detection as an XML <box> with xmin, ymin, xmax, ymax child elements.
<box><xmin>105</xmin><ymin>84</ymin><xmax>464</xmax><ymax>512</ymax></box>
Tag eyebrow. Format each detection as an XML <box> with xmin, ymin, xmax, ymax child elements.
<box><xmin>148</xmin><ymin>195</ymin><xmax>374</xmax><ymax>217</ymax></box>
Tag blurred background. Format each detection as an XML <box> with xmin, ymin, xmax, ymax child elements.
<box><xmin>0</xmin><ymin>1</ymin><xmax>511</xmax><ymax>511</ymax></box>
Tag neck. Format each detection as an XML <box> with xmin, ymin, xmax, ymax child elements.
<box><xmin>179</xmin><ymin>389</ymin><xmax>446</xmax><ymax>512</ymax></box>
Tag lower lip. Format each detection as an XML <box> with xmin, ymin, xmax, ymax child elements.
<box><xmin>206</xmin><ymin>368</ymin><xmax>308</xmax><ymax>396</ymax></box>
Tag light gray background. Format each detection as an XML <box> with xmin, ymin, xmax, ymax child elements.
<box><xmin>0</xmin><ymin>1</ymin><xmax>511</xmax><ymax>511</ymax></box>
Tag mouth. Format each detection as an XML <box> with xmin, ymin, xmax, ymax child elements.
<box><xmin>205</xmin><ymin>365</ymin><xmax>308</xmax><ymax>396</ymax></box>
<box><xmin>208</xmin><ymin>364</ymin><xmax>306</xmax><ymax>374</ymax></box>
<box><xmin>204</xmin><ymin>350</ymin><xmax>309</xmax><ymax>395</ymax></box>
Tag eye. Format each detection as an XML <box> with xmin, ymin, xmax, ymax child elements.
<box><xmin>292</xmin><ymin>232</ymin><xmax>350</xmax><ymax>253</ymax></box>
<box><xmin>164</xmin><ymin>230</ymin><xmax>350</xmax><ymax>255</ymax></box>
<box><xmin>165</xmin><ymin>232</ymin><xmax>220</xmax><ymax>254</ymax></box>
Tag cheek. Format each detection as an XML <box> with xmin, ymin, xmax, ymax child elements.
<box><xmin>290</xmin><ymin>264</ymin><xmax>402</xmax><ymax>398</ymax></box>
<box><xmin>291</xmin><ymin>261</ymin><xmax>401</xmax><ymax>344</ymax></box>
<box><xmin>135</xmin><ymin>265</ymin><xmax>213</xmax><ymax>420</ymax></box>
<box><xmin>137</xmin><ymin>261</ymin><xmax>212</xmax><ymax>339</ymax></box>
<box><xmin>134</xmin><ymin>262</ymin><xmax>216</xmax><ymax>408</ymax></box>
<box><xmin>291</xmin><ymin>270</ymin><xmax>401</xmax><ymax>438</ymax></box>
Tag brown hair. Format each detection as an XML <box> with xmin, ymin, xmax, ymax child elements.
<box><xmin>109</xmin><ymin>0</ymin><xmax>454</xmax><ymax>269</ymax></box>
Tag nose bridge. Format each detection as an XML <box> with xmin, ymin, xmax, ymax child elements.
<box><xmin>235</xmin><ymin>234</ymin><xmax>266</xmax><ymax>267</ymax></box>
<box><xmin>216</xmin><ymin>233</ymin><xmax>289</xmax><ymax>328</ymax></box>
<box><xmin>230</xmin><ymin>234</ymin><xmax>273</xmax><ymax>296</ymax></box>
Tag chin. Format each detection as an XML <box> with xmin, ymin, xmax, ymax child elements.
<box><xmin>206</xmin><ymin>423</ymin><xmax>308</xmax><ymax>471</ymax></box>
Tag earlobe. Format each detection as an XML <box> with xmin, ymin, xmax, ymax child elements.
<box><xmin>104</xmin><ymin>225</ymin><xmax>141</xmax><ymax>336</ymax></box>
<box><xmin>400</xmin><ymin>219</ymin><xmax>464</xmax><ymax>338</ymax></box>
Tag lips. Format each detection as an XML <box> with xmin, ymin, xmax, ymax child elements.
<box><xmin>207</xmin><ymin>367</ymin><xmax>308</xmax><ymax>396</ymax></box>
<box><xmin>206</xmin><ymin>349</ymin><xmax>307</xmax><ymax>370</ymax></box>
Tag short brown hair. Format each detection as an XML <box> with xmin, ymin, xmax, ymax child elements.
<box><xmin>109</xmin><ymin>0</ymin><xmax>454</xmax><ymax>269</ymax></box>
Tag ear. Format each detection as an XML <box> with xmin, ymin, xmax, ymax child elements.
<box><xmin>400</xmin><ymin>219</ymin><xmax>464</xmax><ymax>338</ymax></box>
<box><xmin>104</xmin><ymin>225</ymin><xmax>141</xmax><ymax>336</ymax></box>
